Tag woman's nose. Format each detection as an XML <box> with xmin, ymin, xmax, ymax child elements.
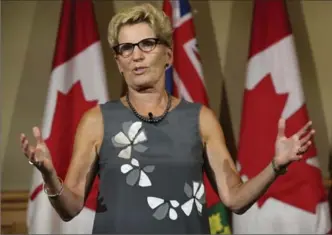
<box><xmin>132</xmin><ymin>46</ymin><xmax>144</xmax><ymax>61</ymax></box>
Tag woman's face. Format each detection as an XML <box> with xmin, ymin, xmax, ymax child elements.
<box><xmin>114</xmin><ymin>22</ymin><xmax>172</xmax><ymax>91</ymax></box>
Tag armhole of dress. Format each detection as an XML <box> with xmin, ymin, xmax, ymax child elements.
<box><xmin>196</xmin><ymin>103</ymin><xmax>205</xmax><ymax>150</ymax></box>
<box><xmin>196</xmin><ymin>104</ymin><xmax>219</xmax><ymax>193</ymax></box>
<box><xmin>97</xmin><ymin>103</ymin><xmax>107</xmax><ymax>162</ymax></box>
<box><xmin>196</xmin><ymin>103</ymin><xmax>210</xmax><ymax>170</ymax></box>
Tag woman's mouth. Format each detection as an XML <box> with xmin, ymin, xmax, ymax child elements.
<box><xmin>133</xmin><ymin>66</ymin><xmax>148</xmax><ymax>75</ymax></box>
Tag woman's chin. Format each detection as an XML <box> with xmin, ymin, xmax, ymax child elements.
<box><xmin>132</xmin><ymin>79</ymin><xmax>156</xmax><ymax>91</ymax></box>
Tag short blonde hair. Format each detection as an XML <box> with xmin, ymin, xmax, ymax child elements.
<box><xmin>108</xmin><ymin>3</ymin><xmax>172</xmax><ymax>48</ymax></box>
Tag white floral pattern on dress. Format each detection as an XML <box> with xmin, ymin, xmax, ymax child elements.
<box><xmin>111</xmin><ymin>121</ymin><xmax>206</xmax><ymax>221</ymax></box>
<box><xmin>112</xmin><ymin>121</ymin><xmax>148</xmax><ymax>159</ymax></box>
<box><xmin>121</xmin><ymin>158</ymin><xmax>155</xmax><ymax>187</ymax></box>
<box><xmin>147</xmin><ymin>196</ymin><xmax>180</xmax><ymax>220</ymax></box>
<box><xmin>181</xmin><ymin>181</ymin><xmax>205</xmax><ymax>216</ymax></box>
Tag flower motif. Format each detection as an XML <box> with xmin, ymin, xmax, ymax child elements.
<box><xmin>120</xmin><ymin>158</ymin><xmax>155</xmax><ymax>187</ymax></box>
<box><xmin>112</xmin><ymin>121</ymin><xmax>148</xmax><ymax>159</ymax></box>
<box><xmin>147</xmin><ymin>196</ymin><xmax>180</xmax><ymax>220</ymax></box>
<box><xmin>181</xmin><ymin>181</ymin><xmax>205</xmax><ymax>216</ymax></box>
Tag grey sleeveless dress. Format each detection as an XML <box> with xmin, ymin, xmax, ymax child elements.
<box><xmin>92</xmin><ymin>99</ymin><xmax>210</xmax><ymax>234</ymax></box>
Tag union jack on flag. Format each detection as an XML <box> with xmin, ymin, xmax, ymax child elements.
<box><xmin>163</xmin><ymin>0</ymin><xmax>209</xmax><ymax>105</ymax></box>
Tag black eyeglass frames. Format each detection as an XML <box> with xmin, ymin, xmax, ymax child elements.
<box><xmin>113</xmin><ymin>38</ymin><xmax>168</xmax><ymax>57</ymax></box>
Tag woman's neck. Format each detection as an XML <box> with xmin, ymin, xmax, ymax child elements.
<box><xmin>126</xmin><ymin>87</ymin><xmax>168</xmax><ymax>114</ymax></box>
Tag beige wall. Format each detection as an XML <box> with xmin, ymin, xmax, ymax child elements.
<box><xmin>1</xmin><ymin>0</ymin><xmax>332</xmax><ymax>191</ymax></box>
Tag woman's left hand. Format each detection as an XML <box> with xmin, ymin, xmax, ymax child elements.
<box><xmin>273</xmin><ymin>118</ymin><xmax>315</xmax><ymax>168</ymax></box>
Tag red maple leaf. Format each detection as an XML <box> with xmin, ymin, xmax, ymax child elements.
<box><xmin>30</xmin><ymin>81</ymin><xmax>99</xmax><ymax>211</ymax></box>
<box><xmin>238</xmin><ymin>75</ymin><xmax>326</xmax><ymax>213</ymax></box>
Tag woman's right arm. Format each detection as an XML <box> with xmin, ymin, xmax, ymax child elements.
<box><xmin>20</xmin><ymin>106</ymin><xmax>103</xmax><ymax>221</ymax></box>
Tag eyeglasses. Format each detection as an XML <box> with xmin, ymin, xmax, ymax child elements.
<box><xmin>113</xmin><ymin>38</ymin><xmax>167</xmax><ymax>57</ymax></box>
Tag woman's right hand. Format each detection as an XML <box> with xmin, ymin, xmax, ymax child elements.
<box><xmin>20</xmin><ymin>126</ymin><xmax>55</xmax><ymax>177</ymax></box>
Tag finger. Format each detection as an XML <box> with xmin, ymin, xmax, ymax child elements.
<box><xmin>20</xmin><ymin>134</ymin><xmax>30</xmax><ymax>149</ymax></box>
<box><xmin>289</xmin><ymin>148</ymin><xmax>303</xmax><ymax>161</ymax></box>
<box><xmin>32</xmin><ymin>126</ymin><xmax>43</xmax><ymax>144</ymax></box>
<box><xmin>20</xmin><ymin>134</ymin><xmax>41</xmax><ymax>166</ymax></box>
<box><xmin>26</xmin><ymin>145</ymin><xmax>36</xmax><ymax>162</ymax></box>
<box><xmin>21</xmin><ymin>137</ymin><xmax>37</xmax><ymax>161</ymax></box>
<box><xmin>22</xmin><ymin>138</ymin><xmax>33</xmax><ymax>156</ymax></box>
<box><xmin>20</xmin><ymin>133</ymin><xmax>26</xmax><ymax>143</ymax></box>
<box><xmin>295</xmin><ymin>121</ymin><xmax>313</xmax><ymax>139</ymax></box>
<box><xmin>293</xmin><ymin>155</ymin><xmax>303</xmax><ymax>161</ymax></box>
<box><xmin>300</xmin><ymin>129</ymin><xmax>315</xmax><ymax>146</ymax></box>
<box><xmin>20</xmin><ymin>134</ymin><xmax>27</xmax><ymax>149</ymax></box>
<box><xmin>22</xmin><ymin>139</ymin><xmax>29</xmax><ymax>152</ymax></box>
<box><xmin>277</xmin><ymin>118</ymin><xmax>286</xmax><ymax>138</ymax></box>
<box><xmin>303</xmin><ymin>140</ymin><xmax>312</xmax><ymax>151</ymax></box>
<box><xmin>296</xmin><ymin>141</ymin><xmax>312</xmax><ymax>155</ymax></box>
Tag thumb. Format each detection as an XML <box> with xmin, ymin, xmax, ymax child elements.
<box><xmin>32</xmin><ymin>126</ymin><xmax>43</xmax><ymax>144</ymax></box>
<box><xmin>277</xmin><ymin>118</ymin><xmax>286</xmax><ymax>138</ymax></box>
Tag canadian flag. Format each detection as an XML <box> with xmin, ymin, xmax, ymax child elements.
<box><xmin>232</xmin><ymin>0</ymin><xmax>331</xmax><ymax>233</ymax></box>
<box><xmin>27</xmin><ymin>0</ymin><xmax>108</xmax><ymax>233</ymax></box>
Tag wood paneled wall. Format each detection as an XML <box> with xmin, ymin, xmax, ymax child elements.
<box><xmin>1</xmin><ymin>191</ymin><xmax>28</xmax><ymax>234</ymax></box>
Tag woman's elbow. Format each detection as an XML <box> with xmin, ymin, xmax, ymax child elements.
<box><xmin>59</xmin><ymin>210</ymin><xmax>79</xmax><ymax>222</ymax></box>
<box><xmin>58</xmin><ymin>204</ymin><xmax>83</xmax><ymax>222</ymax></box>
<box><xmin>230</xmin><ymin>206</ymin><xmax>248</xmax><ymax>215</ymax></box>
<box><xmin>222</xmin><ymin>197</ymin><xmax>249</xmax><ymax>215</ymax></box>
<box><xmin>59</xmin><ymin>210</ymin><xmax>82</xmax><ymax>222</ymax></box>
<box><xmin>61</xmin><ymin>215</ymin><xmax>74</xmax><ymax>222</ymax></box>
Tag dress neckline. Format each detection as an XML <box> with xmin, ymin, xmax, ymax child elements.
<box><xmin>118</xmin><ymin>97</ymin><xmax>185</xmax><ymax>118</ymax></box>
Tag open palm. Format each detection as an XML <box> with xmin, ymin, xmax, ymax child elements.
<box><xmin>274</xmin><ymin>119</ymin><xmax>315</xmax><ymax>167</ymax></box>
<box><xmin>20</xmin><ymin>126</ymin><xmax>55</xmax><ymax>175</ymax></box>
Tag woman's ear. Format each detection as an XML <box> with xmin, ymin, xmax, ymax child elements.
<box><xmin>115</xmin><ymin>56</ymin><xmax>123</xmax><ymax>75</ymax></box>
<box><xmin>166</xmin><ymin>48</ymin><xmax>173</xmax><ymax>67</ymax></box>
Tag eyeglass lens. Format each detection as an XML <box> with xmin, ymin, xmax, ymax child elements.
<box><xmin>116</xmin><ymin>38</ymin><xmax>159</xmax><ymax>57</ymax></box>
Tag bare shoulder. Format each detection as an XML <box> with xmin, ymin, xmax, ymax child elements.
<box><xmin>199</xmin><ymin>105</ymin><xmax>218</xmax><ymax>121</ymax></box>
<box><xmin>81</xmin><ymin>105</ymin><xmax>103</xmax><ymax>123</ymax></box>
<box><xmin>76</xmin><ymin>105</ymin><xmax>104</xmax><ymax>143</ymax></box>
<box><xmin>199</xmin><ymin>105</ymin><xmax>221</xmax><ymax>130</ymax></box>
<box><xmin>199</xmin><ymin>105</ymin><xmax>225</xmax><ymax>144</ymax></box>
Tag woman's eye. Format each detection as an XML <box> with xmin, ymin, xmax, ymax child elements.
<box><xmin>141</xmin><ymin>40</ymin><xmax>155</xmax><ymax>47</ymax></box>
<box><xmin>120</xmin><ymin>44</ymin><xmax>133</xmax><ymax>51</ymax></box>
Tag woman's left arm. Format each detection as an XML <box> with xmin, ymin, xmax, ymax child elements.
<box><xmin>199</xmin><ymin>105</ymin><xmax>314</xmax><ymax>214</ymax></box>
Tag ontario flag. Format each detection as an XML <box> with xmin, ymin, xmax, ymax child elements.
<box><xmin>232</xmin><ymin>0</ymin><xmax>331</xmax><ymax>233</ymax></box>
<box><xmin>162</xmin><ymin>0</ymin><xmax>231</xmax><ymax>233</ymax></box>
<box><xmin>27</xmin><ymin>0</ymin><xmax>108</xmax><ymax>233</ymax></box>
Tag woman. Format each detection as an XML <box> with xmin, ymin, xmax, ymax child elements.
<box><xmin>20</xmin><ymin>3</ymin><xmax>314</xmax><ymax>234</ymax></box>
